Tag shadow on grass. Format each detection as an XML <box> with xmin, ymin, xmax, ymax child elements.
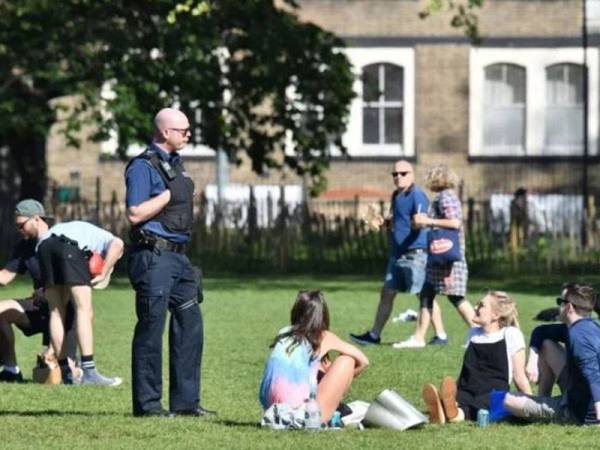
<box><xmin>0</xmin><ymin>410</ymin><xmax>119</xmax><ymax>417</ymax></box>
<box><xmin>216</xmin><ymin>419</ymin><xmax>261</xmax><ymax>429</ymax></box>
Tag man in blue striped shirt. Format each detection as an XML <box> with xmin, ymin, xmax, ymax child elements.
<box><xmin>504</xmin><ymin>283</ymin><xmax>600</xmax><ymax>425</ymax></box>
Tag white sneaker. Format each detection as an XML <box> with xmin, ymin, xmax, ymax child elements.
<box><xmin>392</xmin><ymin>336</ymin><xmax>426</xmax><ymax>349</ymax></box>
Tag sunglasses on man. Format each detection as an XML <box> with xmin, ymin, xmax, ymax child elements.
<box><xmin>15</xmin><ymin>217</ymin><xmax>33</xmax><ymax>230</ymax></box>
<box><xmin>556</xmin><ymin>297</ymin><xmax>570</xmax><ymax>306</ymax></box>
<box><xmin>391</xmin><ymin>171</ymin><xmax>411</xmax><ymax>178</ymax></box>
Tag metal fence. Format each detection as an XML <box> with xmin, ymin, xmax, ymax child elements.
<box><xmin>2</xmin><ymin>191</ymin><xmax>599</xmax><ymax>274</ymax></box>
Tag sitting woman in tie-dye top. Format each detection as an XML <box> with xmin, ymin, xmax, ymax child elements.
<box><xmin>259</xmin><ymin>290</ymin><xmax>369</xmax><ymax>423</ymax></box>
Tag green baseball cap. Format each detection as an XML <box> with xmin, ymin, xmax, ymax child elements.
<box><xmin>15</xmin><ymin>199</ymin><xmax>52</xmax><ymax>220</ymax></box>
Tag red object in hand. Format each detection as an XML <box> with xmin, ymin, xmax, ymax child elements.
<box><xmin>88</xmin><ymin>252</ymin><xmax>105</xmax><ymax>276</ymax></box>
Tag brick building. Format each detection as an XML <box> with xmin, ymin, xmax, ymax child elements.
<box><xmin>47</xmin><ymin>0</ymin><xmax>600</xmax><ymax>205</ymax></box>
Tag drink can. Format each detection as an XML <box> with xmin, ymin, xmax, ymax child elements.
<box><xmin>330</xmin><ymin>411</ymin><xmax>342</xmax><ymax>429</ymax></box>
<box><xmin>477</xmin><ymin>409</ymin><xmax>490</xmax><ymax>427</ymax></box>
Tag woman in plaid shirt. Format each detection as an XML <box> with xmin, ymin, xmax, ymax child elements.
<box><xmin>394</xmin><ymin>165</ymin><xmax>475</xmax><ymax>349</ymax></box>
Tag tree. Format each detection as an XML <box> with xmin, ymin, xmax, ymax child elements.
<box><xmin>0</xmin><ymin>0</ymin><xmax>354</xmax><ymax>199</ymax></box>
<box><xmin>0</xmin><ymin>0</ymin><xmax>483</xmax><ymax>202</ymax></box>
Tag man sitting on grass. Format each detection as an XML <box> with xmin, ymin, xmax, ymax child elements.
<box><xmin>503</xmin><ymin>283</ymin><xmax>600</xmax><ymax>425</ymax></box>
<box><xmin>0</xmin><ymin>200</ymin><xmax>77</xmax><ymax>382</ymax></box>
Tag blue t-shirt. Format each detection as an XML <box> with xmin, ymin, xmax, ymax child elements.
<box><xmin>125</xmin><ymin>143</ymin><xmax>189</xmax><ymax>243</ymax></box>
<box><xmin>4</xmin><ymin>239</ymin><xmax>42</xmax><ymax>289</ymax></box>
<box><xmin>566</xmin><ymin>318</ymin><xmax>600</xmax><ymax>424</ymax></box>
<box><xmin>390</xmin><ymin>185</ymin><xmax>429</xmax><ymax>257</ymax></box>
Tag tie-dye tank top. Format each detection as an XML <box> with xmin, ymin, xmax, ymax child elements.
<box><xmin>259</xmin><ymin>326</ymin><xmax>320</xmax><ymax>410</ymax></box>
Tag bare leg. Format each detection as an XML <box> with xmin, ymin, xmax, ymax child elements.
<box><xmin>371</xmin><ymin>288</ymin><xmax>397</xmax><ymax>336</ymax></box>
<box><xmin>46</xmin><ymin>287</ymin><xmax>67</xmax><ymax>359</ymax></box>
<box><xmin>430</xmin><ymin>300</ymin><xmax>446</xmax><ymax>337</ymax></box>
<box><xmin>456</xmin><ymin>300</ymin><xmax>476</xmax><ymax>327</ymax></box>
<box><xmin>503</xmin><ymin>393</ymin><xmax>530</xmax><ymax>418</ymax></box>
<box><xmin>317</xmin><ymin>355</ymin><xmax>355</xmax><ymax>423</ymax></box>
<box><xmin>0</xmin><ymin>319</ymin><xmax>16</xmax><ymax>366</ymax></box>
<box><xmin>413</xmin><ymin>306</ymin><xmax>431</xmax><ymax>343</ymax></box>
<box><xmin>0</xmin><ymin>300</ymin><xmax>31</xmax><ymax>366</ymax></box>
<box><xmin>537</xmin><ymin>340</ymin><xmax>566</xmax><ymax>397</ymax></box>
<box><xmin>70</xmin><ymin>285</ymin><xmax>94</xmax><ymax>357</ymax></box>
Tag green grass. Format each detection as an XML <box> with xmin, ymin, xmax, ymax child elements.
<box><xmin>2</xmin><ymin>273</ymin><xmax>600</xmax><ymax>449</ymax></box>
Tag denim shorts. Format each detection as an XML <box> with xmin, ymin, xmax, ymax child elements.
<box><xmin>383</xmin><ymin>251</ymin><xmax>427</xmax><ymax>294</ymax></box>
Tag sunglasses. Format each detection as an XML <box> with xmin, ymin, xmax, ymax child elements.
<box><xmin>15</xmin><ymin>217</ymin><xmax>33</xmax><ymax>230</ymax></box>
<box><xmin>556</xmin><ymin>297</ymin><xmax>570</xmax><ymax>306</ymax></box>
<box><xmin>391</xmin><ymin>171</ymin><xmax>411</xmax><ymax>178</ymax></box>
<box><xmin>169</xmin><ymin>127</ymin><xmax>191</xmax><ymax>136</ymax></box>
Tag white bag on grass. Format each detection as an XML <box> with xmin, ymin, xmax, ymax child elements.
<box><xmin>363</xmin><ymin>389</ymin><xmax>428</xmax><ymax>431</ymax></box>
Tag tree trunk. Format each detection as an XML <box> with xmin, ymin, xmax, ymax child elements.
<box><xmin>7</xmin><ymin>131</ymin><xmax>47</xmax><ymax>201</ymax></box>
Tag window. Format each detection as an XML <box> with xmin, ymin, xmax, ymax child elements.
<box><xmin>545</xmin><ymin>64</ymin><xmax>584</xmax><ymax>154</ymax></box>
<box><xmin>483</xmin><ymin>64</ymin><xmax>526</xmax><ymax>155</ymax></box>
<box><xmin>587</xmin><ymin>0</ymin><xmax>600</xmax><ymax>32</ymax></box>
<box><xmin>362</xmin><ymin>63</ymin><xmax>404</xmax><ymax>146</ymax></box>
<box><xmin>338</xmin><ymin>47</ymin><xmax>415</xmax><ymax>157</ymax></box>
<box><xmin>470</xmin><ymin>48</ymin><xmax>599</xmax><ymax>157</ymax></box>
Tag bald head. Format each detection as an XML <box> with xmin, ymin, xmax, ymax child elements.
<box><xmin>154</xmin><ymin>108</ymin><xmax>190</xmax><ymax>132</ymax></box>
<box><xmin>153</xmin><ymin>108</ymin><xmax>190</xmax><ymax>152</ymax></box>
<box><xmin>392</xmin><ymin>159</ymin><xmax>414</xmax><ymax>191</ymax></box>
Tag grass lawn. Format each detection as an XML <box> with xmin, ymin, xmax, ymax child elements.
<box><xmin>1</xmin><ymin>273</ymin><xmax>600</xmax><ymax>449</ymax></box>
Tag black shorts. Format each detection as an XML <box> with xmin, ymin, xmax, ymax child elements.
<box><xmin>16</xmin><ymin>296</ymin><xmax>75</xmax><ymax>345</ymax></box>
<box><xmin>38</xmin><ymin>234</ymin><xmax>91</xmax><ymax>287</ymax></box>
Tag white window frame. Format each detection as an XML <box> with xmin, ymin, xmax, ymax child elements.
<box><xmin>340</xmin><ymin>47</ymin><xmax>415</xmax><ymax>157</ymax></box>
<box><xmin>470</xmin><ymin>47</ymin><xmax>599</xmax><ymax>157</ymax></box>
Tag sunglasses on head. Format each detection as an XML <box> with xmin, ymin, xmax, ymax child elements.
<box><xmin>391</xmin><ymin>171</ymin><xmax>411</xmax><ymax>178</ymax></box>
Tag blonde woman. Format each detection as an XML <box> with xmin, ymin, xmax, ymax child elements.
<box><xmin>422</xmin><ymin>291</ymin><xmax>532</xmax><ymax>424</ymax></box>
<box><xmin>395</xmin><ymin>164</ymin><xmax>474</xmax><ymax>348</ymax></box>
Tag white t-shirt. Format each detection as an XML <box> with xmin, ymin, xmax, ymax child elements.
<box><xmin>36</xmin><ymin>221</ymin><xmax>116</xmax><ymax>256</ymax></box>
<box><xmin>465</xmin><ymin>326</ymin><xmax>526</xmax><ymax>384</ymax></box>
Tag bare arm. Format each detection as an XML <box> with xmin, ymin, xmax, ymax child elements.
<box><xmin>525</xmin><ymin>347</ymin><xmax>540</xmax><ymax>384</ymax></box>
<box><xmin>413</xmin><ymin>213</ymin><xmax>460</xmax><ymax>230</ymax></box>
<box><xmin>320</xmin><ymin>331</ymin><xmax>369</xmax><ymax>376</ymax></box>
<box><xmin>0</xmin><ymin>269</ymin><xmax>17</xmax><ymax>286</ymax></box>
<box><xmin>126</xmin><ymin>190</ymin><xmax>171</xmax><ymax>225</ymax></box>
<box><xmin>512</xmin><ymin>349</ymin><xmax>533</xmax><ymax>395</ymax></box>
<box><xmin>90</xmin><ymin>238</ymin><xmax>124</xmax><ymax>286</ymax></box>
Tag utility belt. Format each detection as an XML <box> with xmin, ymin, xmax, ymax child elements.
<box><xmin>130</xmin><ymin>229</ymin><xmax>187</xmax><ymax>254</ymax></box>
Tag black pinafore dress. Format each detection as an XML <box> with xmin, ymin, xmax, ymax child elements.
<box><xmin>456</xmin><ymin>330</ymin><xmax>510</xmax><ymax>421</ymax></box>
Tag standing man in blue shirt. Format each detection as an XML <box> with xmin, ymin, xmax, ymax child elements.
<box><xmin>504</xmin><ymin>283</ymin><xmax>600</xmax><ymax>425</ymax></box>
<box><xmin>126</xmin><ymin>108</ymin><xmax>214</xmax><ymax>418</ymax></box>
<box><xmin>351</xmin><ymin>161</ymin><xmax>445</xmax><ymax>346</ymax></box>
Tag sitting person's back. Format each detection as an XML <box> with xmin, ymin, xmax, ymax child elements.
<box><xmin>259</xmin><ymin>290</ymin><xmax>369</xmax><ymax>424</ymax></box>
<box><xmin>260</xmin><ymin>325</ymin><xmax>319</xmax><ymax>410</ymax></box>
<box><xmin>503</xmin><ymin>283</ymin><xmax>600</xmax><ymax>425</ymax></box>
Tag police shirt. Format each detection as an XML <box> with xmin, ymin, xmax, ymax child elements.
<box><xmin>125</xmin><ymin>143</ymin><xmax>189</xmax><ymax>243</ymax></box>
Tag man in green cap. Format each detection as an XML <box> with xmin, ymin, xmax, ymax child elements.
<box><xmin>0</xmin><ymin>200</ymin><xmax>77</xmax><ymax>382</ymax></box>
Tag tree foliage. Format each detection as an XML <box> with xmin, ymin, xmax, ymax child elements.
<box><xmin>0</xmin><ymin>0</ymin><xmax>483</xmax><ymax>200</ymax></box>
<box><xmin>420</xmin><ymin>0</ymin><xmax>484</xmax><ymax>42</ymax></box>
<box><xmin>0</xmin><ymin>0</ymin><xmax>354</xmax><ymax>197</ymax></box>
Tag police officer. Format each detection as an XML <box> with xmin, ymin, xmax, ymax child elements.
<box><xmin>126</xmin><ymin>108</ymin><xmax>214</xmax><ymax>417</ymax></box>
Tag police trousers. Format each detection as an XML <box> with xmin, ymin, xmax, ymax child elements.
<box><xmin>128</xmin><ymin>247</ymin><xmax>203</xmax><ymax>414</ymax></box>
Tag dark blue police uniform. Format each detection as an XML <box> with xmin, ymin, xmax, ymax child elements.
<box><xmin>126</xmin><ymin>143</ymin><xmax>203</xmax><ymax>416</ymax></box>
